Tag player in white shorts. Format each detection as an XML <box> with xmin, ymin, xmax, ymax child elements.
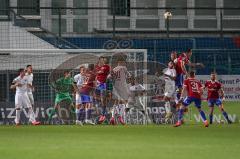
<box><xmin>74</xmin><ymin>66</ymin><xmax>86</xmax><ymax>125</ymax></box>
<box><xmin>163</xmin><ymin>61</ymin><xmax>176</xmax><ymax>118</ymax></box>
<box><xmin>126</xmin><ymin>77</ymin><xmax>145</xmax><ymax>113</ymax></box>
<box><xmin>25</xmin><ymin>65</ymin><xmax>34</xmax><ymax>106</ymax></box>
<box><xmin>10</xmin><ymin>68</ymin><xmax>40</xmax><ymax>126</ymax></box>
<box><xmin>110</xmin><ymin>56</ymin><xmax>131</xmax><ymax>125</ymax></box>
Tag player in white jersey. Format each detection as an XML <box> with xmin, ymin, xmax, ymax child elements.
<box><xmin>163</xmin><ymin>61</ymin><xmax>176</xmax><ymax>118</ymax></box>
<box><xmin>10</xmin><ymin>68</ymin><xmax>40</xmax><ymax>126</ymax></box>
<box><xmin>111</xmin><ymin>56</ymin><xmax>131</xmax><ymax>125</ymax></box>
<box><xmin>25</xmin><ymin>65</ymin><xmax>34</xmax><ymax>106</ymax></box>
<box><xmin>126</xmin><ymin>77</ymin><xmax>145</xmax><ymax>112</ymax></box>
<box><xmin>74</xmin><ymin>66</ymin><xmax>86</xmax><ymax>126</ymax></box>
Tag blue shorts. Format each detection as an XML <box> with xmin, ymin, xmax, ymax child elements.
<box><xmin>208</xmin><ymin>98</ymin><xmax>222</xmax><ymax>107</ymax></box>
<box><xmin>81</xmin><ymin>94</ymin><xmax>93</xmax><ymax>104</ymax></box>
<box><xmin>176</xmin><ymin>74</ymin><xmax>184</xmax><ymax>88</ymax></box>
<box><xmin>183</xmin><ymin>97</ymin><xmax>202</xmax><ymax>108</ymax></box>
<box><xmin>95</xmin><ymin>82</ymin><xmax>106</xmax><ymax>96</ymax></box>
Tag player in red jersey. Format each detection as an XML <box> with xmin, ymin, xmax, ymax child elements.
<box><xmin>174</xmin><ymin>49</ymin><xmax>204</xmax><ymax>109</ymax></box>
<box><xmin>175</xmin><ymin>71</ymin><xmax>209</xmax><ymax>127</ymax></box>
<box><xmin>80</xmin><ymin>64</ymin><xmax>96</xmax><ymax>125</ymax></box>
<box><xmin>95</xmin><ymin>57</ymin><xmax>111</xmax><ymax>123</ymax></box>
<box><xmin>204</xmin><ymin>72</ymin><xmax>232</xmax><ymax>124</ymax></box>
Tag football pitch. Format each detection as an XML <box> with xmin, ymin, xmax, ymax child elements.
<box><xmin>0</xmin><ymin>102</ymin><xmax>239</xmax><ymax>159</ymax></box>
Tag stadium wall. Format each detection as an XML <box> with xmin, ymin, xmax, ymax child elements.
<box><xmin>0</xmin><ymin>22</ymin><xmax>56</xmax><ymax>49</ymax></box>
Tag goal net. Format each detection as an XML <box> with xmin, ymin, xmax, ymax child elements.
<box><xmin>0</xmin><ymin>48</ymin><xmax>150</xmax><ymax>125</ymax></box>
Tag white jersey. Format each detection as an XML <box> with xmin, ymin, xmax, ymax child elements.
<box><xmin>25</xmin><ymin>73</ymin><xmax>33</xmax><ymax>93</ymax></box>
<box><xmin>162</xmin><ymin>68</ymin><xmax>176</xmax><ymax>98</ymax></box>
<box><xmin>128</xmin><ymin>84</ymin><xmax>145</xmax><ymax>103</ymax></box>
<box><xmin>113</xmin><ymin>65</ymin><xmax>129</xmax><ymax>85</ymax></box>
<box><xmin>154</xmin><ymin>75</ymin><xmax>165</xmax><ymax>95</ymax></box>
<box><xmin>13</xmin><ymin>76</ymin><xmax>29</xmax><ymax>94</ymax></box>
<box><xmin>112</xmin><ymin>65</ymin><xmax>130</xmax><ymax>100</ymax></box>
<box><xmin>74</xmin><ymin>73</ymin><xmax>85</xmax><ymax>87</ymax></box>
<box><xmin>163</xmin><ymin>68</ymin><xmax>176</xmax><ymax>83</ymax></box>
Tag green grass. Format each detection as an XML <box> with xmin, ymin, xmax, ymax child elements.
<box><xmin>0</xmin><ymin>101</ymin><xmax>239</xmax><ymax>159</ymax></box>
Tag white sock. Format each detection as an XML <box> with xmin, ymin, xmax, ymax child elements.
<box><xmin>119</xmin><ymin>104</ymin><xmax>125</xmax><ymax>117</ymax></box>
<box><xmin>112</xmin><ymin>105</ymin><xmax>117</xmax><ymax>117</ymax></box>
<box><xmin>15</xmin><ymin>109</ymin><xmax>21</xmax><ymax>123</ymax></box>
<box><xmin>85</xmin><ymin>108</ymin><xmax>88</xmax><ymax>121</ymax></box>
<box><xmin>28</xmin><ymin>107</ymin><xmax>36</xmax><ymax>122</ymax></box>
<box><xmin>165</xmin><ymin>101</ymin><xmax>171</xmax><ymax>114</ymax></box>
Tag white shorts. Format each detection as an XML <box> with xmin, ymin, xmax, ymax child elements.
<box><xmin>27</xmin><ymin>93</ymin><xmax>34</xmax><ymax>105</ymax></box>
<box><xmin>126</xmin><ymin>100</ymin><xmax>145</xmax><ymax>110</ymax></box>
<box><xmin>15</xmin><ymin>93</ymin><xmax>32</xmax><ymax>109</ymax></box>
<box><xmin>75</xmin><ymin>93</ymin><xmax>82</xmax><ymax>105</ymax></box>
<box><xmin>164</xmin><ymin>81</ymin><xmax>175</xmax><ymax>98</ymax></box>
<box><xmin>112</xmin><ymin>84</ymin><xmax>129</xmax><ymax>101</ymax></box>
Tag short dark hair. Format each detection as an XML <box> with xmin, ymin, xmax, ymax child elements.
<box><xmin>79</xmin><ymin>66</ymin><xmax>85</xmax><ymax>70</ymax></box>
<box><xmin>104</xmin><ymin>57</ymin><xmax>109</xmax><ymax>64</ymax></box>
<box><xmin>26</xmin><ymin>64</ymin><xmax>32</xmax><ymax>68</ymax></box>
<box><xmin>64</xmin><ymin>70</ymin><xmax>70</xmax><ymax>74</ymax></box>
<box><xmin>99</xmin><ymin>56</ymin><xmax>104</xmax><ymax>60</ymax></box>
<box><xmin>186</xmin><ymin>48</ymin><xmax>192</xmax><ymax>53</ymax></box>
<box><xmin>117</xmin><ymin>55</ymin><xmax>127</xmax><ymax>62</ymax></box>
<box><xmin>189</xmin><ymin>71</ymin><xmax>195</xmax><ymax>77</ymax></box>
<box><xmin>211</xmin><ymin>71</ymin><xmax>217</xmax><ymax>75</ymax></box>
<box><xmin>18</xmin><ymin>68</ymin><xmax>25</xmax><ymax>74</ymax></box>
<box><xmin>88</xmin><ymin>64</ymin><xmax>95</xmax><ymax>70</ymax></box>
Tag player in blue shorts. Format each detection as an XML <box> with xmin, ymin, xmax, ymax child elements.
<box><xmin>204</xmin><ymin>72</ymin><xmax>232</xmax><ymax>124</ymax></box>
<box><xmin>175</xmin><ymin>71</ymin><xmax>209</xmax><ymax>127</ymax></box>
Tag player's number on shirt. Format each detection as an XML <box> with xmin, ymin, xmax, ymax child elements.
<box><xmin>114</xmin><ymin>71</ymin><xmax>121</xmax><ymax>80</ymax></box>
<box><xmin>190</xmin><ymin>81</ymin><xmax>199</xmax><ymax>92</ymax></box>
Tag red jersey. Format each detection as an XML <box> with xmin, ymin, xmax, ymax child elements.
<box><xmin>205</xmin><ymin>80</ymin><xmax>222</xmax><ymax>99</ymax></box>
<box><xmin>96</xmin><ymin>64</ymin><xmax>110</xmax><ymax>83</ymax></box>
<box><xmin>183</xmin><ymin>78</ymin><xmax>203</xmax><ymax>99</ymax></box>
<box><xmin>175</xmin><ymin>53</ymin><xmax>190</xmax><ymax>74</ymax></box>
<box><xmin>81</xmin><ymin>71</ymin><xmax>96</xmax><ymax>94</ymax></box>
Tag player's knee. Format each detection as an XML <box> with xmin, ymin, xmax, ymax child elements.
<box><xmin>220</xmin><ymin>107</ymin><xmax>224</xmax><ymax>112</ymax></box>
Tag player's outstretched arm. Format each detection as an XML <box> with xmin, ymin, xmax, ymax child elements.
<box><xmin>10</xmin><ymin>83</ymin><xmax>21</xmax><ymax>89</ymax></box>
<box><xmin>187</xmin><ymin>62</ymin><xmax>205</xmax><ymax>68</ymax></box>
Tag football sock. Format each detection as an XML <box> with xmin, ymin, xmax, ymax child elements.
<box><xmin>102</xmin><ymin>106</ymin><xmax>107</xmax><ymax>116</ymax></box>
<box><xmin>28</xmin><ymin>107</ymin><xmax>36</xmax><ymax>122</ymax></box>
<box><xmin>119</xmin><ymin>104</ymin><xmax>125</xmax><ymax>117</ymax></box>
<box><xmin>75</xmin><ymin>108</ymin><xmax>80</xmax><ymax>120</ymax></box>
<box><xmin>112</xmin><ymin>105</ymin><xmax>117</xmax><ymax>117</ymax></box>
<box><xmin>222</xmin><ymin>111</ymin><xmax>230</xmax><ymax>121</ymax></box>
<box><xmin>15</xmin><ymin>109</ymin><xmax>21</xmax><ymax>123</ymax></box>
<box><xmin>85</xmin><ymin>108</ymin><xmax>88</xmax><ymax>121</ymax></box>
<box><xmin>48</xmin><ymin>108</ymin><xmax>57</xmax><ymax>121</ymax></box>
<box><xmin>177</xmin><ymin>109</ymin><xmax>184</xmax><ymax>122</ymax></box>
<box><xmin>176</xmin><ymin>93</ymin><xmax>181</xmax><ymax>100</ymax></box>
<box><xmin>200</xmin><ymin>110</ymin><xmax>207</xmax><ymax>121</ymax></box>
<box><xmin>164</xmin><ymin>101</ymin><xmax>171</xmax><ymax>114</ymax></box>
<box><xmin>87</xmin><ymin>109</ymin><xmax>92</xmax><ymax>120</ymax></box>
<box><xmin>79</xmin><ymin>108</ymin><xmax>85</xmax><ymax>121</ymax></box>
<box><xmin>209</xmin><ymin>114</ymin><xmax>213</xmax><ymax>124</ymax></box>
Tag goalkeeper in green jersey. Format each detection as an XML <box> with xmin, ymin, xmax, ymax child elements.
<box><xmin>48</xmin><ymin>70</ymin><xmax>77</xmax><ymax>123</ymax></box>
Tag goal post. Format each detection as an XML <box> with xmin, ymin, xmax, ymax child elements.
<box><xmin>0</xmin><ymin>48</ymin><xmax>148</xmax><ymax>125</ymax></box>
